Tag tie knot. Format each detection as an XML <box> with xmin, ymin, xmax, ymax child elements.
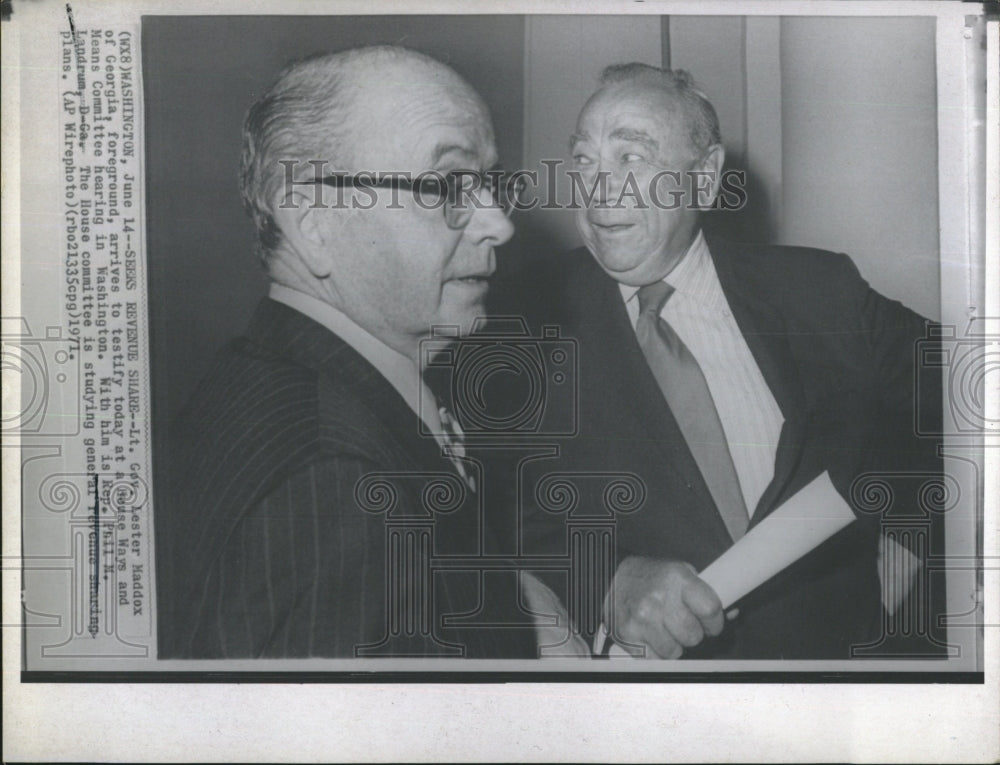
<box><xmin>637</xmin><ymin>281</ymin><xmax>674</xmax><ymax>316</ymax></box>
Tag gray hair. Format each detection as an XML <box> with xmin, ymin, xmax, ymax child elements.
<box><xmin>239</xmin><ymin>45</ymin><xmax>444</xmax><ymax>265</ymax></box>
<box><xmin>599</xmin><ymin>63</ymin><xmax>722</xmax><ymax>155</ymax></box>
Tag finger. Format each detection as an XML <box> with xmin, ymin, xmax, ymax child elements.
<box><xmin>682</xmin><ymin>578</ymin><xmax>725</xmax><ymax>637</ymax></box>
<box><xmin>617</xmin><ymin>620</ymin><xmax>682</xmax><ymax>660</ymax></box>
<box><xmin>645</xmin><ymin>632</ymin><xmax>684</xmax><ymax>659</ymax></box>
<box><xmin>726</xmin><ymin>608</ymin><xmax>740</xmax><ymax>621</ymax></box>
<box><xmin>663</xmin><ymin>607</ymin><xmax>705</xmax><ymax>648</ymax></box>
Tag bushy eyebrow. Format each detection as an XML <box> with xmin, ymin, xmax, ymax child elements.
<box><xmin>609</xmin><ymin>128</ymin><xmax>659</xmax><ymax>154</ymax></box>
<box><xmin>430</xmin><ymin>143</ymin><xmax>500</xmax><ymax>172</ymax></box>
<box><xmin>568</xmin><ymin>128</ymin><xmax>660</xmax><ymax>155</ymax></box>
<box><xmin>431</xmin><ymin>143</ymin><xmax>478</xmax><ymax>165</ymax></box>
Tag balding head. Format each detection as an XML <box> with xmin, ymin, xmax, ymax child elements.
<box><xmin>240</xmin><ymin>46</ymin><xmax>512</xmax><ymax>360</ymax></box>
<box><xmin>597</xmin><ymin>63</ymin><xmax>721</xmax><ymax>159</ymax></box>
<box><xmin>240</xmin><ymin>46</ymin><xmax>487</xmax><ymax>264</ymax></box>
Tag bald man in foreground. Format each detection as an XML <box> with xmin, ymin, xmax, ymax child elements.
<box><xmin>157</xmin><ymin>47</ymin><xmax>550</xmax><ymax>659</ymax></box>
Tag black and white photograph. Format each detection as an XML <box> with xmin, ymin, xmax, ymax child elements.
<box><xmin>3</xmin><ymin>0</ymin><xmax>997</xmax><ymax>761</ymax></box>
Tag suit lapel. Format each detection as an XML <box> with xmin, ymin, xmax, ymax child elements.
<box><xmin>707</xmin><ymin>237</ymin><xmax>810</xmax><ymax>524</ymax></box>
<box><xmin>244</xmin><ymin>300</ymin><xmax>538</xmax><ymax>656</ymax></box>
<box><xmin>246</xmin><ymin>299</ymin><xmax>457</xmax><ymax>478</ymax></box>
<box><xmin>567</xmin><ymin>251</ymin><xmax>734</xmax><ymax>548</ymax></box>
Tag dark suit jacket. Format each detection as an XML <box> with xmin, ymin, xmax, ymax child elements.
<box><xmin>507</xmin><ymin>235</ymin><xmax>945</xmax><ymax>659</ymax></box>
<box><xmin>156</xmin><ymin>298</ymin><xmax>536</xmax><ymax>659</ymax></box>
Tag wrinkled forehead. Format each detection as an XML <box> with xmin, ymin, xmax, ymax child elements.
<box><xmin>349</xmin><ymin>68</ymin><xmax>498</xmax><ymax>171</ymax></box>
<box><xmin>574</xmin><ymin>82</ymin><xmax>691</xmax><ymax>151</ymax></box>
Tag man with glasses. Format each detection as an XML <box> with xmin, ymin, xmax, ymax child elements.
<box><xmin>156</xmin><ymin>46</ymin><xmax>539</xmax><ymax>659</ymax></box>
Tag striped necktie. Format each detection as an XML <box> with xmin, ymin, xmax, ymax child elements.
<box><xmin>635</xmin><ymin>281</ymin><xmax>748</xmax><ymax>541</ymax></box>
<box><xmin>437</xmin><ymin>402</ymin><xmax>476</xmax><ymax>493</ymax></box>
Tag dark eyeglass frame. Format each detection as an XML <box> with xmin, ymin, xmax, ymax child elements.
<box><xmin>310</xmin><ymin>169</ymin><xmax>527</xmax><ymax>230</ymax></box>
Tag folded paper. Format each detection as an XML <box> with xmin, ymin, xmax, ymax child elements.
<box><xmin>699</xmin><ymin>470</ymin><xmax>856</xmax><ymax>609</ymax></box>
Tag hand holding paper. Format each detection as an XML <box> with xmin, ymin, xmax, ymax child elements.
<box><xmin>602</xmin><ymin>557</ymin><xmax>726</xmax><ymax>659</ymax></box>
<box><xmin>606</xmin><ymin>471</ymin><xmax>856</xmax><ymax>657</ymax></box>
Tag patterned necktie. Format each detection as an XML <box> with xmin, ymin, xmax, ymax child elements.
<box><xmin>437</xmin><ymin>402</ymin><xmax>476</xmax><ymax>493</ymax></box>
<box><xmin>635</xmin><ymin>281</ymin><xmax>748</xmax><ymax>541</ymax></box>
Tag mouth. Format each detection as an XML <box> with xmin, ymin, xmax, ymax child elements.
<box><xmin>448</xmin><ymin>273</ymin><xmax>493</xmax><ymax>287</ymax></box>
<box><xmin>588</xmin><ymin>220</ymin><xmax>635</xmax><ymax>233</ymax></box>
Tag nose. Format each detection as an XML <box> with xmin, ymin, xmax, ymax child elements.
<box><xmin>463</xmin><ymin>192</ymin><xmax>514</xmax><ymax>246</ymax></box>
<box><xmin>598</xmin><ymin>157</ymin><xmax>631</xmax><ymax>201</ymax></box>
<box><xmin>576</xmin><ymin>155</ymin><xmax>623</xmax><ymax>208</ymax></box>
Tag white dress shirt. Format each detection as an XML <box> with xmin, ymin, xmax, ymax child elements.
<box><xmin>618</xmin><ymin>231</ymin><xmax>785</xmax><ymax>517</ymax></box>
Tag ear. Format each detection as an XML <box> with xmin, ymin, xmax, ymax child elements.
<box><xmin>692</xmin><ymin>143</ymin><xmax>726</xmax><ymax>210</ymax></box>
<box><xmin>271</xmin><ymin>187</ymin><xmax>335</xmax><ymax>279</ymax></box>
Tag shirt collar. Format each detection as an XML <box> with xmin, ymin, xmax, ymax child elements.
<box><xmin>619</xmin><ymin>229</ymin><xmax>712</xmax><ymax>306</ymax></box>
<box><xmin>268</xmin><ymin>284</ymin><xmax>441</xmax><ymax>432</ymax></box>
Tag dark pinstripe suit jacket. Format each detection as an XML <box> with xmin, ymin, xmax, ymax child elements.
<box><xmin>156</xmin><ymin>298</ymin><xmax>536</xmax><ymax>659</ymax></box>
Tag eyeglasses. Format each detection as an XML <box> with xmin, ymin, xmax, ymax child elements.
<box><xmin>311</xmin><ymin>169</ymin><xmax>528</xmax><ymax>230</ymax></box>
